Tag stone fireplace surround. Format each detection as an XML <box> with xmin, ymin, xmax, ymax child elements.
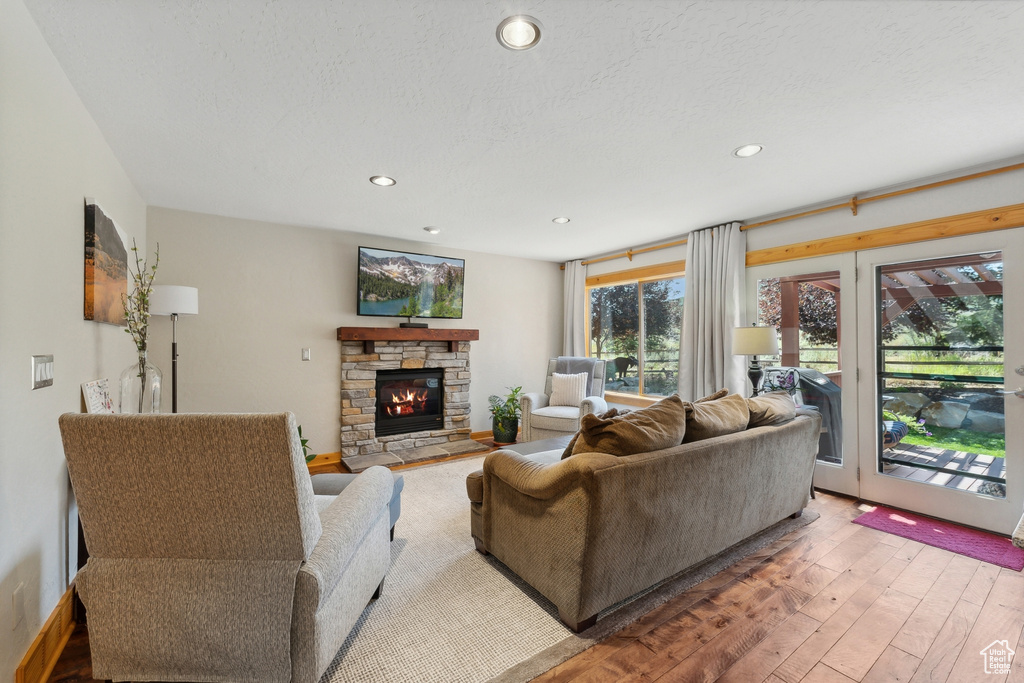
<box><xmin>337</xmin><ymin>327</ymin><xmax>488</xmax><ymax>472</ymax></box>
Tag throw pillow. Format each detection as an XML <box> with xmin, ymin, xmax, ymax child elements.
<box><xmin>560</xmin><ymin>407</ymin><xmax>621</xmax><ymax>459</ymax></box>
<box><xmin>683</xmin><ymin>392</ymin><xmax>750</xmax><ymax>443</ymax></box>
<box><xmin>550</xmin><ymin>372</ymin><xmax>588</xmax><ymax>407</ymax></box>
<box><xmin>563</xmin><ymin>394</ymin><xmax>687</xmax><ymax>458</ymax></box>
<box><xmin>695</xmin><ymin>388</ymin><xmax>729</xmax><ymax>403</ymax></box>
<box><xmin>747</xmin><ymin>391</ymin><xmax>797</xmax><ymax>428</ymax></box>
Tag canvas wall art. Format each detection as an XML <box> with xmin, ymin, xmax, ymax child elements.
<box><xmin>84</xmin><ymin>200</ymin><xmax>128</xmax><ymax>325</ymax></box>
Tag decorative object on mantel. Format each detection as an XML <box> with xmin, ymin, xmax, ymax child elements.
<box><xmin>731</xmin><ymin>325</ymin><xmax>780</xmax><ymax>397</ymax></box>
<box><xmin>83</xmin><ymin>200</ymin><xmax>129</xmax><ymax>325</ymax></box>
<box><xmin>488</xmin><ymin>386</ymin><xmax>523</xmax><ymax>445</ymax></box>
<box><xmin>118</xmin><ymin>241</ymin><xmax>162</xmax><ymax>413</ymax></box>
<box><xmin>149</xmin><ymin>285</ymin><xmax>199</xmax><ymax>413</ymax></box>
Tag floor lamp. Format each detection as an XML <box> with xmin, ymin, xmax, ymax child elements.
<box><xmin>732</xmin><ymin>326</ymin><xmax>780</xmax><ymax>397</ymax></box>
<box><xmin>150</xmin><ymin>285</ymin><xmax>199</xmax><ymax>413</ymax></box>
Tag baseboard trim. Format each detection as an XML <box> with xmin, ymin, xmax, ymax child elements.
<box><xmin>16</xmin><ymin>585</ymin><xmax>76</xmax><ymax>683</ymax></box>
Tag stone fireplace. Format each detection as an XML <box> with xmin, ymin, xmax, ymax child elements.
<box><xmin>337</xmin><ymin>327</ymin><xmax>488</xmax><ymax>472</ymax></box>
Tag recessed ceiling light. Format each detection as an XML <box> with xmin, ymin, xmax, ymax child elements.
<box><xmin>496</xmin><ymin>15</ymin><xmax>542</xmax><ymax>50</ymax></box>
<box><xmin>423</xmin><ymin>226</ymin><xmax>441</xmax><ymax>235</ymax></box>
<box><xmin>732</xmin><ymin>144</ymin><xmax>763</xmax><ymax>158</ymax></box>
<box><xmin>552</xmin><ymin>217</ymin><xmax>570</xmax><ymax>224</ymax></box>
<box><xmin>369</xmin><ymin>175</ymin><xmax>396</xmax><ymax>186</ymax></box>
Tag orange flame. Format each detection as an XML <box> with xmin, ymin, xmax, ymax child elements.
<box><xmin>384</xmin><ymin>387</ymin><xmax>429</xmax><ymax>416</ymax></box>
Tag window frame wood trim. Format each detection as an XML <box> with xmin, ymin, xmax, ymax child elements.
<box><xmin>585</xmin><ymin>260</ymin><xmax>685</xmax><ymax>288</ymax></box>
<box><xmin>745</xmin><ymin>203</ymin><xmax>1024</xmax><ymax>267</ymax></box>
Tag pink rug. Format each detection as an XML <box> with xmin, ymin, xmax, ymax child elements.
<box><xmin>854</xmin><ymin>505</ymin><xmax>1024</xmax><ymax>571</ymax></box>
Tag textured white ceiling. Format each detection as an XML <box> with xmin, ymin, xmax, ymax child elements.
<box><xmin>22</xmin><ymin>0</ymin><xmax>1024</xmax><ymax>262</ymax></box>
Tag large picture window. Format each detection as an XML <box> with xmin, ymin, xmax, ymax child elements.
<box><xmin>588</xmin><ymin>276</ymin><xmax>684</xmax><ymax>397</ymax></box>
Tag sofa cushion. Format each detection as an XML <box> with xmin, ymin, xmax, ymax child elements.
<box><xmin>564</xmin><ymin>394</ymin><xmax>687</xmax><ymax>458</ymax></box>
<box><xmin>531</xmin><ymin>405</ymin><xmax>584</xmax><ymax>432</ymax></box>
<box><xmin>683</xmin><ymin>392</ymin><xmax>750</xmax><ymax>442</ymax></box>
<box><xmin>747</xmin><ymin>391</ymin><xmax>797</xmax><ymax>427</ymax></box>
<box><xmin>550</xmin><ymin>372</ymin><xmax>588</xmax><ymax>407</ymax></box>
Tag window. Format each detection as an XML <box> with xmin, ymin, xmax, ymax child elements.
<box><xmin>588</xmin><ymin>276</ymin><xmax>684</xmax><ymax>397</ymax></box>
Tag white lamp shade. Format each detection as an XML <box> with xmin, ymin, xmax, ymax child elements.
<box><xmin>149</xmin><ymin>285</ymin><xmax>199</xmax><ymax>316</ymax></box>
<box><xmin>732</xmin><ymin>326</ymin><xmax>779</xmax><ymax>356</ymax></box>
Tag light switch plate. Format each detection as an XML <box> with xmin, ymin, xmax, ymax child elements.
<box><xmin>301</xmin><ymin>348</ymin><xmax>311</xmax><ymax>361</ymax></box>
<box><xmin>32</xmin><ymin>355</ymin><xmax>53</xmax><ymax>389</ymax></box>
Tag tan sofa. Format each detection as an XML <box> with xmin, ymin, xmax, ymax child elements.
<box><xmin>466</xmin><ymin>409</ymin><xmax>821</xmax><ymax>631</ymax></box>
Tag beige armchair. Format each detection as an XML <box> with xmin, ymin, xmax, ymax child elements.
<box><xmin>520</xmin><ymin>357</ymin><xmax>608</xmax><ymax>441</ymax></box>
<box><xmin>59</xmin><ymin>412</ymin><xmax>393</xmax><ymax>683</ymax></box>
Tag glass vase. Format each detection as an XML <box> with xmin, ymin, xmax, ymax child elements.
<box><xmin>118</xmin><ymin>353</ymin><xmax>163</xmax><ymax>413</ymax></box>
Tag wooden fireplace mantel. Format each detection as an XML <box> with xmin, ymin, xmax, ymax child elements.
<box><xmin>337</xmin><ymin>326</ymin><xmax>480</xmax><ymax>353</ymax></box>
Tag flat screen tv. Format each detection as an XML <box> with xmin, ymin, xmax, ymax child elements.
<box><xmin>357</xmin><ymin>246</ymin><xmax>465</xmax><ymax>319</ymax></box>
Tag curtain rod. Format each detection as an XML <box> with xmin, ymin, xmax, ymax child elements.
<box><xmin>565</xmin><ymin>160</ymin><xmax>1024</xmax><ymax>269</ymax></box>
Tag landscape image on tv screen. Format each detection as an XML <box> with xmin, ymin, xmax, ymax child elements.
<box><xmin>357</xmin><ymin>247</ymin><xmax>465</xmax><ymax>319</ymax></box>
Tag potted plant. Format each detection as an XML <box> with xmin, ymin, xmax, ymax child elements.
<box><xmin>488</xmin><ymin>385</ymin><xmax>523</xmax><ymax>445</ymax></box>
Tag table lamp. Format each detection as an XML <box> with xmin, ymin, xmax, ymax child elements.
<box><xmin>149</xmin><ymin>285</ymin><xmax>199</xmax><ymax>413</ymax></box>
<box><xmin>732</xmin><ymin>325</ymin><xmax>779</xmax><ymax>397</ymax></box>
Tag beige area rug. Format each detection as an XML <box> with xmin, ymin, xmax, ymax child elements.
<box><xmin>322</xmin><ymin>454</ymin><xmax>818</xmax><ymax>683</ymax></box>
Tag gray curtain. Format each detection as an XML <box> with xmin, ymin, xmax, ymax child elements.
<box><xmin>563</xmin><ymin>259</ymin><xmax>587</xmax><ymax>356</ymax></box>
<box><xmin>678</xmin><ymin>222</ymin><xmax>747</xmax><ymax>400</ymax></box>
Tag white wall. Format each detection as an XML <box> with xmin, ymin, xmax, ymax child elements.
<box><xmin>0</xmin><ymin>0</ymin><xmax>147</xmax><ymax>676</ymax></box>
<box><xmin>147</xmin><ymin>208</ymin><xmax>563</xmax><ymax>453</ymax></box>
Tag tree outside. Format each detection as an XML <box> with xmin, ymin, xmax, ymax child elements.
<box><xmin>590</xmin><ymin>277</ymin><xmax>683</xmax><ymax>395</ymax></box>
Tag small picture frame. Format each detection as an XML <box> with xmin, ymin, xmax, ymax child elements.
<box><xmin>82</xmin><ymin>378</ymin><xmax>114</xmax><ymax>414</ymax></box>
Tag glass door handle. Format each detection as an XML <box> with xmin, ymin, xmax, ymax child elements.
<box><xmin>1001</xmin><ymin>387</ymin><xmax>1024</xmax><ymax>398</ymax></box>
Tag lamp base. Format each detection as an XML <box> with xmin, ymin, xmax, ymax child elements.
<box><xmin>747</xmin><ymin>358</ymin><xmax>764</xmax><ymax>398</ymax></box>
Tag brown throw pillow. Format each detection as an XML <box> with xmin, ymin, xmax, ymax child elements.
<box><xmin>695</xmin><ymin>388</ymin><xmax>729</xmax><ymax>403</ymax></box>
<box><xmin>683</xmin><ymin>392</ymin><xmax>750</xmax><ymax>443</ymax></box>
<box><xmin>747</xmin><ymin>391</ymin><xmax>797</xmax><ymax>428</ymax></box>
<box><xmin>560</xmin><ymin>407</ymin><xmax>621</xmax><ymax>459</ymax></box>
<box><xmin>562</xmin><ymin>395</ymin><xmax>687</xmax><ymax>458</ymax></box>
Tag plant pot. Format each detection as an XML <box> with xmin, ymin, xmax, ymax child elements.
<box><xmin>492</xmin><ymin>417</ymin><xmax>519</xmax><ymax>445</ymax></box>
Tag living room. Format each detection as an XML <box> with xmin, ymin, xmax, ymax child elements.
<box><xmin>3</xmin><ymin>1</ymin><xmax>1024</xmax><ymax>682</ymax></box>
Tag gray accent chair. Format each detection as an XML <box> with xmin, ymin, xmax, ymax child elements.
<box><xmin>59</xmin><ymin>412</ymin><xmax>393</xmax><ymax>683</ymax></box>
<box><xmin>520</xmin><ymin>358</ymin><xmax>608</xmax><ymax>442</ymax></box>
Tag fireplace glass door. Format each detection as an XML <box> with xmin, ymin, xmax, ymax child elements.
<box><xmin>375</xmin><ymin>369</ymin><xmax>443</xmax><ymax>436</ymax></box>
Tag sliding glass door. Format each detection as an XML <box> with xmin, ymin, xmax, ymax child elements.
<box><xmin>856</xmin><ymin>230</ymin><xmax>1024</xmax><ymax>534</ymax></box>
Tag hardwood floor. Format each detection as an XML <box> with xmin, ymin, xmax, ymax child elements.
<box><xmin>48</xmin><ymin>491</ymin><xmax>1024</xmax><ymax>683</ymax></box>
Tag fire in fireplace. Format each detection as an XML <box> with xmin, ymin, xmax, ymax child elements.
<box><xmin>375</xmin><ymin>368</ymin><xmax>444</xmax><ymax>436</ymax></box>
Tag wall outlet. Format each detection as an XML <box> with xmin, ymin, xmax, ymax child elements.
<box><xmin>301</xmin><ymin>348</ymin><xmax>311</xmax><ymax>362</ymax></box>
<box><xmin>12</xmin><ymin>582</ymin><xmax>25</xmax><ymax>630</ymax></box>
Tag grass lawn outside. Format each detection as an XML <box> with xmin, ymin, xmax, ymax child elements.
<box><xmin>900</xmin><ymin>425</ymin><xmax>1005</xmax><ymax>458</ymax></box>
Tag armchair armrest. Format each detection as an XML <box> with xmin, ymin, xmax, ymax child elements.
<box><xmin>581</xmin><ymin>395</ymin><xmax>608</xmax><ymax>416</ymax></box>
<box><xmin>298</xmin><ymin>466</ymin><xmax>393</xmax><ymax>609</ymax></box>
<box><xmin>520</xmin><ymin>392</ymin><xmax>549</xmax><ymax>413</ymax></box>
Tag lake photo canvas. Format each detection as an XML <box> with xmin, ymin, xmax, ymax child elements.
<box><xmin>357</xmin><ymin>247</ymin><xmax>465</xmax><ymax>319</ymax></box>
